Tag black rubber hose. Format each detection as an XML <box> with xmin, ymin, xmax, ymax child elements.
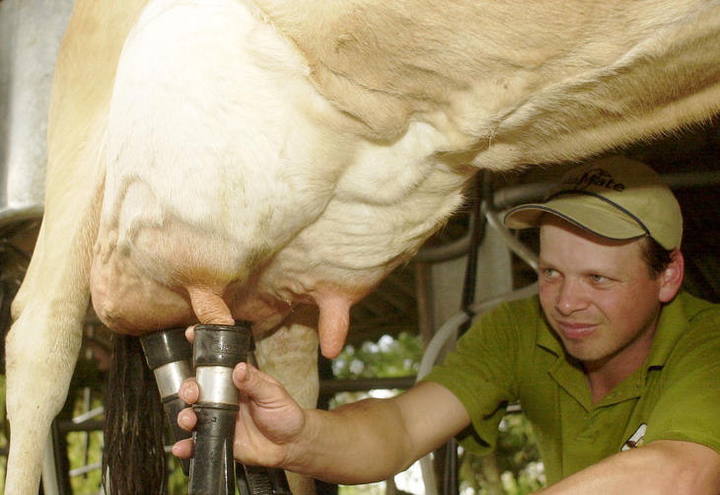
<box><xmin>140</xmin><ymin>327</ymin><xmax>194</xmax><ymax>475</ymax></box>
<box><xmin>189</xmin><ymin>324</ymin><xmax>253</xmax><ymax>495</ymax></box>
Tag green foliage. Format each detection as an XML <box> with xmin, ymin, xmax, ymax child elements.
<box><xmin>496</xmin><ymin>414</ymin><xmax>542</xmax><ymax>481</ymax></box>
<box><xmin>66</xmin><ymin>428</ymin><xmax>103</xmax><ymax>495</ymax></box>
<box><xmin>339</xmin><ymin>481</ymin><xmax>388</xmax><ymax>495</ymax></box>
<box><xmin>331</xmin><ymin>332</ymin><xmax>421</xmax><ymax>411</ymax></box>
<box><xmin>333</xmin><ymin>333</ymin><xmax>422</xmax><ymax>379</ymax></box>
<box><xmin>168</xmin><ymin>458</ymin><xmax>189</xmax><ymax>494</ymax></box>
<box><xmin>460</xmin><ymin>413</ymin><xmax>545</xmax><ymax>495</ymax></box>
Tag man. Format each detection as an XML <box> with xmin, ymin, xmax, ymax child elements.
<box><xmin>173</xmin><ymin>157</ymin><xmax>720</xmax><ymax>493</ymax></box>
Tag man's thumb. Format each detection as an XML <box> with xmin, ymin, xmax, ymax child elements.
<box><xmin>232</xmin><ymin>362</ymin><xmax>284</xmax><ymax>405</ymax></box>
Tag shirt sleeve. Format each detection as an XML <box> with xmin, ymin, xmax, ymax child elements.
<box><xmin>422</xmin><ymin>301</ymin><xmax>525</xmax><ymax>455</ymax></box>
<box><xmin>644</xmin><ymin>309</ymin><xmax>720</xmax><ymax>454</ymax></box>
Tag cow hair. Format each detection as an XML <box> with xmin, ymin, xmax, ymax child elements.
<box><xmin>102</xmin><ymin>333</ymin><xmax>167</xmax><ymax>495</ymax></box>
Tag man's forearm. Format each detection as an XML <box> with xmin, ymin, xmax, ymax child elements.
<box><xmin>281</xmin><ymin>381</ymin><xmax>471</xmax><ymax>485</ymax></box>
<box><xmin>537</xmin><ymin>440</ymin><xmax>720</xmax><ymax>495</ymax></box>
<box><xmin>284</xmin><ymin>397</ymin><xmax>415</xmax><ymax>484</ymax></box>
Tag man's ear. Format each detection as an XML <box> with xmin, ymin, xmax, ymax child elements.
<box><xmin>658</xmin><ymin>249</ymin><xmax>684</xmax><ymax>303</ymax></box>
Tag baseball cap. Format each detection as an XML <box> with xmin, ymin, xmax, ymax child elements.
<box><xmin>503</xmin><ymin>156</ymin><xmax>683</xmax><ymax>250</ymax></box>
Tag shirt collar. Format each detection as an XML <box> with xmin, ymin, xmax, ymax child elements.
<box><xmin>644</xmin><ymin>292</ymin><xmax>689</xmax><ymax>369</ymax></box>
<box><xmin>536</xmin><ymin>308</ymin><xmax>563</xmax><ymax>356</ymax></box>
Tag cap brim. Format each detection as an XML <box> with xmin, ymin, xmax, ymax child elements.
<box><xmin>504</xmin><ymin>195</ymin><xmax>647</xmax><ymax>241</ymax></box>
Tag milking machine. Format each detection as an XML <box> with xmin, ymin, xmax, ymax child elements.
<box><xmin>190</xmin><ymin>324</ymin><xmax>249</xmax><ymax>494</ymax></box>
<box><xmin>140</xmin><ymin>327</ymin><xmax>194</xmax><ymax>474</ymax></box>
<box><xmin>142</xmin><ymin>323</ymin><xmax>291</xmax><ymax>495</ymax></box>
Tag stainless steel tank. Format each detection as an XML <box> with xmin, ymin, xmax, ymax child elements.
<box><xmin>0</xmin><ymin>0</ymin><xmax>74</xmax><ymax>229</ymax></box>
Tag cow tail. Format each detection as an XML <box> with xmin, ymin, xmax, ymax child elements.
<box><xmin>102</xmin><ymin>333</ymin><xmax>167</xmax><ymax>495</ymax></box>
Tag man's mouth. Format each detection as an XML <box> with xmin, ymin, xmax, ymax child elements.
<box><xmin>555</xmin><ymin>320</ymin><xmax>598</xmax><ymax>340</ymax></box>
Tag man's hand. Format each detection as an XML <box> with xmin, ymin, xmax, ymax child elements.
<box><xmin>170</xmin><ymin>331</ymin><xmax>471</xmax><ymax>485</ymax></box>
<box><xmin>171</xmin><ymin>362</ymin><xmax>306</xmax><ymax>469</ymax></box>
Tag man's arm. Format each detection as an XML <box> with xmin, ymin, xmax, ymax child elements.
<box><xmin>173</xmin><ymin>362</ymin><xmax>471</xmax><ymax>484</ymax></box>
<box><xmin>537</xmin><ymin>440</ymin><xmax>720</xmax><ymax>495</ymax></box>
<box><xmin>284</xmin><ymin>378</ymin><xmax>470</xmax><ymax>483</ymax></box>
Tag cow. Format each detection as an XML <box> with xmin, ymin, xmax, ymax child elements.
<box><xmin>4</xmin><ymin>0</ymin><xmax>720</xmax><ymax>494</ymax></box>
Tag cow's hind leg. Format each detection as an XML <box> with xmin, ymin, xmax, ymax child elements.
<box><xmin>254</xmin><ymin>306</ymin><xmax>320</xmax><ymax>495</ymax></box>
<box><xmin>5</xmin><ymin>174</ymin><xmax>103</xmax><ymax>494</ymax></box>
<box><xmin>4</xmin><ymin>295</ymin><xmax>85</xmax><ymax>495</ymax></box>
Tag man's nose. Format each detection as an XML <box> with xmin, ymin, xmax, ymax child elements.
<box><xmin>555</xmin><ymin>279</ymin><xmax>589</xmax><ymax>315</ymax></box>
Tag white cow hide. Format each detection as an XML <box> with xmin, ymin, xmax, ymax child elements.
<box><xmin>255</xmin><ymin>0</ymin><xmax>720</xmax><ymax>165</ymax></box>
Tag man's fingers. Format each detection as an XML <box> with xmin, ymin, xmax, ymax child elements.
<box><xmin>233</xmin><ymin>362</ymin><xmax>283</xmax><ymax>404</ymax></box>
<box><xmin>184</xmin><ymin>325</ymin><xmax>196</xmax><ymax>344</ymax></box>
<box><xmin>179</xmin><ymin>377</ymin><xmax>199</xmax><ymax>404</ymax></box>
<box><xmin>177</xmin><ymin>406</ymin><xmax>197</xmax><ymax>431</ymax></box>
<box><xmin>171</xmin><ymin>438</ymin><xmax>194</xmax><ymax>459</ymax></box>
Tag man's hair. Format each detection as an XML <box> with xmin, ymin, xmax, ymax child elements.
<box><xmin>641</xmin><ymin>236</ymin><xmax>674</xmax><ymax>279</ymax></box>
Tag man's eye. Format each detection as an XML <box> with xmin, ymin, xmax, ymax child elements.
<box><xmin>542</xmin><ymin>268</ymin><xmax>558</xmax><ymax>279</ymax></box>
<box><xmin>589</xmin><ymin>274</ymin><xmax>607</xmax><ymax>283</ymax></box>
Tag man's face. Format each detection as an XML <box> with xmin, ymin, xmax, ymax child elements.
<box><xmin>538</xmin><ymin>216</ymin><xmax>666</xmax><ymax>371</ymax></box>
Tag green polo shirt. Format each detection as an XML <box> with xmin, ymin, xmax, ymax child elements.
<box><xmin>423</xmin><ymin>291</ymin><xmax>720</xmax><ymax>485</ymax></box>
